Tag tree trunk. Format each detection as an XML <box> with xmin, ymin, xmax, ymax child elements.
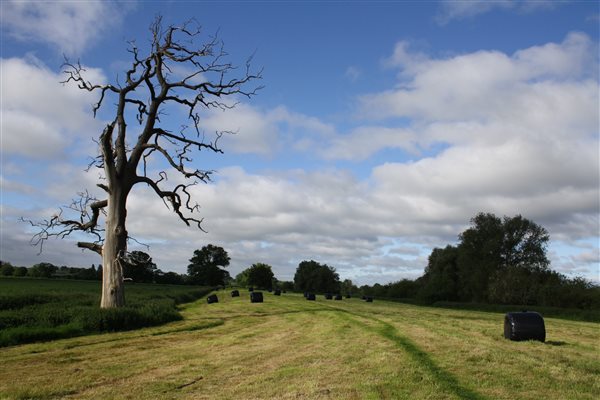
<box><xmin>100</xmin><ymin>186</ymin><xmax>129</xmax><ymax>308</ymax></box>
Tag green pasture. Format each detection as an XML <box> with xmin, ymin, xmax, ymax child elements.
<box><xmin>0</xmin><ymin>278</ymin><xmax>212</xmax><ymax>347</ymax></box>
<box><xmin>0</xmin><ymin>288</ymin><xmax>598</xmax><ymax>399</ymax></box>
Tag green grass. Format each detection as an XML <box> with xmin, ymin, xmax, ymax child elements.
<box><xmin>0</xmin><ymin>289</ymin><xmax>598</xmax><ymax>399</ymax></box>
<box><xmin>0</xmin><ymin>278</ymin><xmax>212</xmax><ymax>347</ymax></box>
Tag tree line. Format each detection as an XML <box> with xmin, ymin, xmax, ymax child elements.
<box><xmin>5</xmin><ymin>212</ymin><xmax>598</xmax><ymax>309</ymax></box>
<box><xmin>358</xmin><ymin>213</ymin><xmax>599</xmax><ymax>310</ymax></box>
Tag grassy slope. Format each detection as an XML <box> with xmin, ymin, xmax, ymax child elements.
<box><xmin>0</xmin><ymin>290</ymin><xmax>598</xmax><ymax>400</ymax></box>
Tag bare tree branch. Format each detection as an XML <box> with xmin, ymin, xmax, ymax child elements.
<box><xmin>25</xmin><ymin>16</ymin><xmax>261</xmax><ymax>307</ymax></box>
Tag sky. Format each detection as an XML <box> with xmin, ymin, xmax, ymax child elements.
<box><xmin>1</xmin><ymin>0</ymin><xmax>598</xmax><ymax>285</ymax></box>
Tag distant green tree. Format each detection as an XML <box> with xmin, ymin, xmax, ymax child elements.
<box><xmin>187</xmin><ymin>245</ymin><xmax>231</xmax><ymax>286</ymax></box>
<box><xmin>340</xmin><ymin>279</ymin><xmax>357</xmax><ymax>295</ymax></box>
<box><xmin>13</xmin><ymin>266</ymin><xmax>28</xmax><ymax>277</ymax></box>
<box><xmin>487</xmin><ymin>265</ymin><xmax>538</xmax><ymax>305</ymax></box>
<box><xmin>387</xmin><ymin>279</ymin><xmax>420</xmax><ymax>299</ymax></box>
<box><xmin>1</xmin><ymin>261</ymin><xmax>15</xmax><ymax>276</ymax></box>
<box><xmin>293</xmin><ymin>260</ymin><xmax>340</xmax><ymax>293</ymax></box>
<box><xmin>457</xmin><ymin>213</ymin><xmax>549</xmax><ymax>302</ymax></box>
<box><xmin>235</xmin><ymin>269</ymin><xmax>250</xmax><ymax>287</ymax></box>
<box><xmin>279</xmin><ymin>280</ymin><xmax>294</xmax><ymax>291</ymax></box>
<box><xmin>419</xmin><ymin>245</ymin><xmax>459</xmax><ymax>302</ymax></box>
<box><xmin>123</xmin><ymin>251</ymin><xmax>158</xmax><ymax>283</ymax></box>
<box><xmin>154</xmin><ymin>270</ymin><xmax>185</xmax><ymax>285</ymax></box>
<box><xmin>244</xmin><ymin>263</ymin><xmax>275</xmax><ymax>289</ymax></box>
<box><xmin>28</xmin><ymin>262</ymin><xmax>57</xmax><ymax>278</ymax></box>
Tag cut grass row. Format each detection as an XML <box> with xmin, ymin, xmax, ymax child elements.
<box><xmin>0</xmin><ymin>289</ymin><xmax>598</xmax><ymax>399</ymax></box>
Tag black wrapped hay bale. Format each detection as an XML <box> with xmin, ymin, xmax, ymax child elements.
<box><xmin>504</xmin><ymin>311</ymin><xmax>545</xmax><ymax>342</ymax></box>
<box><xmin>306</xmin><ymin>293</ymin><xmax>316</xmax><ymax>301</ymax></box>
<box><xmin>335</xmin><ymin>294</ymin><xmax>342</xmax><ymax>300</ymax></box>
<box><xmin>274</xmin><ymin>289</ymin><xmax>281</xmax><ymax>296</ymax></box>
<box><xmin>346</xmin><ymin>294</ymin><xmax>351</xmax><ymax>298</ymax></box>
<box><xmin>250</xmin><ymin>291</ymin><xmax>263</xmax><ymax>303</ymax></box>
<box><xmin>361</xmin><ymin>295</ymin><xmax>366</xmax><ymax>300</ymax></box>
<box><xmin>325</xmin><ymin>293</ymin><xmax>333</xmax><ymax>300</ymax></box>
<box><xmin>231</xmin><ymin>290</ymin><xmax>240</xmax><ymax>297</ymax></box>
<box><xmin>207</xmin><ymin>294</ymin><xmax>218</xmax><ymax>304</ymax></box>
<box><xmin>364</xmin><ymin>296</ymin><xmax>373</xmax><ymax>302</ymax></box>
<box><xmin>248</xmin><ymin>287</ymin><xmax>254</xmax><ymax>292</ymax></box>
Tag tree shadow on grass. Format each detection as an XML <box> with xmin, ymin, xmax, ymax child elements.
<box><xmin>375</xmin><ymin>320</ymin><xmax>488</xmax><ymax>400</ymax></box>
<box><xmin>545</xmin><ymin>340</ymin><xmax>567</xmax><ymax>346</ymax></box>
<box><xmin>333</xmin><ymin>306</ymin><xmax>487</xmax><ymax>400</ymax></box>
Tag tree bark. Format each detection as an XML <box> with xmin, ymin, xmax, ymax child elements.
<box><xmin>100</xmin><ymin>185</ymin><xmax>130</xmax><ymax>308</ymax></box>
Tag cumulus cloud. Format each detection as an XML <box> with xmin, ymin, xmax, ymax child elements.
<box><xmin>0</xmin><ymin>0</ymin><xmax>132</xmax><ymax>55</ymax></box>
<box><xmin>200</xmin><ymin>104</ymin><xmax>335</xmax><ymax>156</ymax></box>
<box><xmin>1</xmin><ymin>57</ymin><xmax>105</xmax><ymax>159</ymax></box>
<box><xmin>436</xmin><ymin>0</ymin><xmax>562</xmax><ymax>25</ymax></box>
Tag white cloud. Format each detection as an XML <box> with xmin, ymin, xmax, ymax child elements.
<box><xmin>1</xmin><ymin>57</ymin><xmax>105</xmax><ymax>159</ymax></box>
<box><xmin>0</xmin><ymin>1</ymin><xmax>132</xmax><ymax>55</ymax></box>
<box><xmin>436</xmin><ymin>0</ymin><xmax>562</xmax><ymax>25</ymax></box>
<box><xmin>201</xmin><ymin>104</ymin><xmax>335</xmax><ymax>156</ymax></box>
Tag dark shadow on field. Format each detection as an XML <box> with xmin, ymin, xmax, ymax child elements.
<box><xmin>545</xmin><ymin>340</ymin><xmax>567</xmax><ymax>346</ymax></box>
<box><xmin>328</xmin><ymin>305</ymin><xmax>487</xmax><ymax>400</ymax></box>
<box><xmin>376</xmin><ymin>319</ymin><xmax>488</xmax><ymax>400</ymax></box>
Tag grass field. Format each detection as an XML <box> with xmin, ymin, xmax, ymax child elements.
<box><xmin>0</xmin><ymin>278</ymin><xmax>212</xmax><ymax>347</ymax></box>
<box><xmin>0</xmin><ymin>289</ymin><xmax>598</xmax><ymax>400</ymax></box>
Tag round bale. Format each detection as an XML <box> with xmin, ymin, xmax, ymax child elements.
<box><xmin>504</xmin><ymin>311</ymin><xmax>546</xmax><ymax>342</ymax></box>
<box><xmin>207</xmin><ymin>294</ymin><xmax>219</xmax><ymax>304</ymax></box>
<box><xmin>250</xmin><ymin>291</ymin><xmax>264</xmax><ymax>303</ymax></box>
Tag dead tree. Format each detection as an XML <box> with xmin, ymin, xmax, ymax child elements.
<box><xmin>25</xmin><ymin>17</ymin><xmax>262</xmax><ymax>308</ymax></box>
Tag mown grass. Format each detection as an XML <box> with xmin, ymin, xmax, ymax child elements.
<box><xmin>0</xmin><ymin>289</ymin><xmax>598</xmax><ymax>399</ymax></box>
<box><xmin>0</xmin><ymin>278</ymin><xmax>212</xmax><ymax>347</ymax></box>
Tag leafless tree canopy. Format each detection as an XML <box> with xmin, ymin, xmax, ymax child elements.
<box><xmin>25</xmin><ymin>17</ymin><xmax>262</xmax><ymax>256</ymax></box>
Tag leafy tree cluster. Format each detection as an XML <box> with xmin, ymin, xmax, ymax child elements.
<box><xmin>235</xmin><ymin>263</ymin><xmax>275</xmax><ymax>289</ymax></box>
<box><xmin>1</xmin><ymin>260</ymin><xmax>98</xmax><ymax>280</ymax></box>
<box><xmin>419</xmin><ymin>213</ymin><xmax>553</xmax><ymax>303</ymax></box>
<box><xmin>293</xmin><ymin>260</ymin><xmax>341</xmax><ymax>293</ymax></box>
<box><xmin>1</xmin><ymin>252</ymin><xmax>188</xmax><ymax>285</ymax></box>
<box><xmin>357</xmin><ymin>213</ymin><xmax>600</xmax><ymax>310</ymax></box>
<box><xmin>187</xmin><ymin>244</ymin><xmax>231</xmax><ymax>286</ymax></box>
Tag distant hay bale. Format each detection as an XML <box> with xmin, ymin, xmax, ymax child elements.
<box><xmin>306</xmin><ymin>293</ymin><xmax>316</xmax><ymax>301</ymax></box>
<box><xmin>335</xmin><ymin>294</ymin><xmax>342</xmax><ymax>300</ymax></box>
<box><xmin>250</xmin><ymin>291</ymin><xmax>263</xmax><ymax>303</ymax></box>
<box><xmin>206</xmin><ymin>294</ymin><xmax>219</xmax><ymax>304</ymax></box>
<box><xmin>231</xmin><ymin>290</ymin><xmax>240</xmax><ymax>297</ymax></box>
<box><xmin>346</xmin><ymin>294</ymin><xmax>351</xmax><ymax>298</ymax></box>
<box><xmin>248</xmin><ymin>287</ymin><xmax>254</xmax><ymax>292</ymax></box>
<box><xmin>273</xmin><ymin>289</ymin><xmax>281</xmax><ymax>296</ymax></box>
<box><xmin>364</xmin><ymin>296</ymin><xmax>373</xmax><ymax>302</ymax></box>
<box><xmin>361</xmin><ymin>295</ymin><xmax>366</xmax><ymax>300</ymax></box>
<box><xmin>325</xmin><ymin>293</ymin><xmax>333</xmax><ymax>300</ymax></box>
<box><xmin>504</xmin><ymin>311</ymin><xmax>546</xmax><ymax>342</ymax></box>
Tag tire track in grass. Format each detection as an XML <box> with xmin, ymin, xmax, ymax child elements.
<box><xmin>325</xmin><ymin>303</ymin><xmax>487</xmax><ymax>400</ymax></box>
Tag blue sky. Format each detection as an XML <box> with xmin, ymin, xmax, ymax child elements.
<box><xmin>1</xmin><ymin>0</ymin><xmax>599</xmax><ymax>285</ymax></box>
